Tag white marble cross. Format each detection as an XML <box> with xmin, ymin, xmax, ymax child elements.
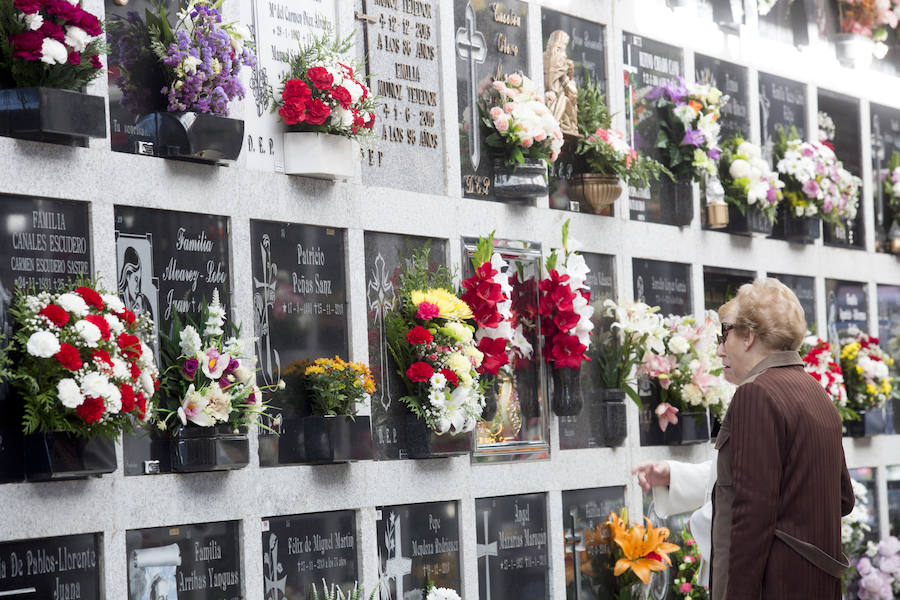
<box><xmin>476</xmin><ymin>510</ymin><xmax>498</xmax><ymax>600</ymax></box>
<box><xmin>455</xmin><ymin>1</ymin><xmax>487</xmax><ymax>171</ymax></box>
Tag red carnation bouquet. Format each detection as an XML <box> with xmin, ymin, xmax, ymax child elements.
<box><xmin>539</xmin><ymin>220</ymin><xmax>594</xmax><ymax>370</ymax></box>
<box><xmin>270</xmin><ymin>29</ymin><xmax>377</xmax><ymax>140</ymax></box>
<box><xmin>0</xmin><ymin>280</ymin><xmax>158</xmax><ymax>438</ymax></box>
<box><xmin>800</xmin><ymin>336</ymin><xmax>849</xmax><ymax>418</ymax></box>
<box><xmin>0</xmin><ymin>0</ymin><xmax>105</xmax><ymax>89</ymax></box>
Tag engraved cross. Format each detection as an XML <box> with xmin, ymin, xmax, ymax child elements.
<box><xmin>455</xmin><ymin>1</ymin><xmax>487</xmax><ymax>170</ymax></box>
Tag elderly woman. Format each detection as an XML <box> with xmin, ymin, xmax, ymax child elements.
<box><xmin>633</xmin><ymin>278</ymin><xmax>854</xmax><ymax>599</ymax></box>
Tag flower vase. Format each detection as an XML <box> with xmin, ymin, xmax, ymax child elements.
<box><xmin>662</xmin><ymin>409</ymin><xmax>710</xmax><ymax>445</ymax></box>
<box><xmin>725</xmin><ymin>203</ymin><xmax>773</xmax><ymax>235</ymax></box>
<box><xmin>705</xmin><ymin>203</ymin><xmax>729</xmax><ymax>228</ymax></box>
<box><xmin>133</xmin><ymin>111</ymin><xmax>244</xmax><ymax>164</ymax></box>
<box><xmin>170</xmin><ymin>425</ymin><xmax>249</xmax><ymax>472</ymax></box>
<box><xmin>774</xmin><ymin>205</ymin><xmax>820</xmax><ymax>243</ymax></box>
<box><xmin>283</xmin><ymin>131</ymin><xmax>357</xmax><ymax>180</ymax></box>
<box><xmin>301</xmin><ymin>415</ymin><xmax>373</xmax><ymax>464</ymax></box>
<box><xmin>551</xmin><ymin>367</ymin><xmax>583</xmax><ymax>417</ymax></box>
<box><xmin>482</xmin><ymin>376</ymin><xmax>499</xmax><ymax>421</ymax></box>
<box><xmin>0</xmin><ymin>87</ymin><xmax>107</xmax><ymax>147</ymax></box>
<box><xmin>403</xmin><ymin>415</ymin><xmax>472</xmax><ymax>459</ymax></box>
<box><xmin>570</xmin><ymin>173</ymin><xmax>621</xmax><ymax>214</ymax></box>
<box><xmin>492</xmin><ymin>158</ymin><xmax>548</xmax><ymax>202</ymax></box>
<box><xmin>832</xmin><ymin>33</ymin><xmax>874</xmax><ymax>69</ymax></box>
<box><xmin>844</xmin><ymin>413</ymin><xmax>867</xmax><ymax>438</ymax></box>
<box><xmin>23</xmin><ymin>432</ymin><xmax>116</xmax><ymax>481</ymax></box>
<box><xmin>672</xmin><ymin>179</ymin><xmax>694</xmax><ymax>226</ymax></box>
<box><xmin>596</xmin><ymin>388</ymin><xmax>627</xmax><ymax>447</ymax></box>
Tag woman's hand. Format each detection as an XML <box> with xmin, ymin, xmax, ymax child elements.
<box><xmin>632</xmin><ymin>461</ymin><xmax>671</xmax><ymax>493</ymax></box>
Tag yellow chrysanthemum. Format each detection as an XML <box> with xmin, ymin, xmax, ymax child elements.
<box><xmin>866</xmin><ymin>383</ymin><xmax>877</xmax><ymax>395</ymax></box>
<box><xmin>305</xmin><ymin>365</ymin><xmax>325</xmax><ymax>375</ymax></box>
<box><xmin>411</xmin><ymin>289</ymin><xmax>473</xmax><ymax>321</ymax></box>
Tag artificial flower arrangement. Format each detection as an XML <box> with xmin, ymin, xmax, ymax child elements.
<box><xmin>718</xmin><ymin>134</ymin><xmax>784</xmax><ymax>223</ymax></box>
<box><xmin>774</xmin><ymin>126</ymin><xmax>861</xmax><ymax>225</ymax></box>
<box><xmin>646</xmin><ymin>78</ymin><xmax>728</xmax><ymax>184</ymax></box>
<box><xmin>384</xmin><ymin>248</ymin><xmax>486</xmax><ymax>436</ymax></box>
<box><xmin>596</xmin><ymin>299</ymin><xmax>665</xmax><ymax>403</ymax></box>
<box><xmin>882</xmin><ymin>150</ymin><xmax>900</xmax><ymax>208</ymax></box>
<box><xmin>157</xmin><ymin>290</ymin><xmax>277</xmax><ymax>433</ymax></box>
<box><xmin>819</xmin><ymin>110</ymin><xmax>836</xmax><ymax>145</ymax></box>
<box><xmin>800</xmin><ymin>336</ymin><xmax>850</xmax><ymax>419</ymax></box>
<box><xmin>0</xmin><ymin>0</ymin><xmax>105</xmax><ymax>87</ymax></box>
<box><xmin>671</xmin><ymin>526</ymin><xmax>709</xmax><ymax>600</ymax></box>
<box><xmin>836</xmin><ymin>0</ymin><xmax>900</xmax><ymax>59</ymax></box>
<box><xmin>304</xmin><ymin>356</ymin><xmax>375</xmax><ymax>416</ymax></box>
<box><xmin>424</xmin><ymin>582</ymin><xmax>461</xmax><ymax>600</ymax></box>
<box><xmin>604</xmin><ymin>509</ymin><xmax>679</xmax><ymax>599</ymax></box>
<box><xmin>108</xmin><ymin>0</ymin><xmax>255</xmax><ymax>116</ymax></box>
<box><xmin>0</xmin><ymin>280</ymin><xmax>158</xmax><ymax>442</ymax></box>
<box><xmin>637</xmin><ymin>311</ymin><xmax>733</xmax><ymax>432</ymax></box>
<box><xmin>853</xmin><ymin>536</ymin><xmax>900</xmax><ymax>600</ymax></box>
<box><xmin>307</xmin><ymin>579</ymin><xmax>376</xmax><ymax>600</ymax></box>
<box><xmin>839</xmin><ymin>328</ymin><xmax>894</xmax><ymax>421</ymax></box>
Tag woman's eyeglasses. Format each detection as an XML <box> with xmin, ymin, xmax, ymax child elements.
<box><xmin>718</xmin><ymin>322</ymin><xmax>737</xmax><ymax>345</ymax></box>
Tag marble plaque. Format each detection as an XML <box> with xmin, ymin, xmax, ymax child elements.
<box><xmin>819</xmin><ymin>90</ymin><xmax>863</xmax><ymax>248</ymax></box>
<box><xmin>242</xmin><ymin>0</ymin><xmax>336</xmax><ymax>172</ymax></box>
<box><xmin>694</xmin><ymin>54</ymin><xmax>749</xmax><ymax>141</ymax></box>
<box><xmin>475</xmin><ymin>492</ymin><xmax>549</xmax><ymax>599</ymax></box>
<box><xmin>632</xmin><ymin>258</ymin><xmax>691</xmax><ymax>316</ymax></box>
<box><xmin>363</xmin><ymin>232</ymin><xmax>447</xmax><ymax>460</ymax></box>
<box><xmin>250</xmin><ymin>221</ymin><xmax>348</xmax><ymax>466</ymax></box>
<box><xmin>0</xmin><ymin>533</ymin><xmax>102</xmax><ymax>598</ymax></box>
<box><xmin>115</xmin><ymin>206</ymin><xmax>232</xmax><ymax>476</ymax></box>
<box><xmin>261</xmin><ymin>511</ymin><xmax>357</xmax><ymax>598</ymax></box>
<box><xmin>0</xmin><ymin>195</ymin><xmax>91</xmax><ymax>483</ymax></box>
<box><xmin>769</xmin><ymin>272</ymin><xmax>817</xmax><ymax>334</ymax></box>
<box><xmin>358</xmin><ymin>0</ymin><xmax>446</xmax><ymax>194</ymax></box>
<box><xmin>870</xmin><ymin>103</ymin><xmax>900</xmax><ymax>248</ymax></box>
<box><xmin>561</xmin><ymin>486</ymin><xmax>625</xmax><ymax>600</ymax></box>
<box><xmin>559</xmin><ymin>253</ymin><xmax>616</xmax><ymax>450</ymax></box>
<box><xmin>376</xmin><ymin>501</ymin><xmax>461</xmax><ymax>599</ymax></box>
<box><xmin>455</xmin><ymin>0</ymin><xmax>529</xmax><ymax>201</ymax></box>
<box><xmin>541</xmin><ymin>9</ymin><xmax>607</xmax><ymax>211</ymax></box>
<box><xmin>758</xmin><ymin>72</ymin><xmax>806</xmax><ymax>164</ymax></box>
<box><xmin>825</xmin><ymin>278</ymin><xmax>868</xmax><ymax>345</ymax></box>
<box><xmin>622</xmin><ymin>32</ymin><xmax>684</xmax><ymax>224</ymax></box>
<box><xmin>126</xmin><ymin>521</ymin><xmax>241</xmax><ymax>600</ymax></box>
<box><xmin>703</xmin><ymin>266</ymin><xmax>753</xmax><ymax>311</ymax></box>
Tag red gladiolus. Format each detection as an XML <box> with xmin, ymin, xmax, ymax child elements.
<box><xmin>478</xmin><ymin>336</ymin><xmax>510</xmax><ymax>375</ymax></box>
<box><xmin>470</xmin><ymin>303</ymin><xmax>503</xmax><ymax>329</ymax></box>
<box><xmin>75</xmin><ymin>286</ymin><xmax>104</xmax><ymax>310</ymax></box>
<box><xmin>553</xmin><ymin>309</ymin><xmax>580</xmax><ymax>333</ymax></box>
<box><xmin>406</xmin><ymin>326</ymin><xmax>434</xmax><ymax>345</ymax></box>
<box><xmin>85</xmin><ymin>314</ymin><xmax>111</xmax><ymax>340</ymax></box>
<box><xmin>55</xmin><ymin>344</ymin><xmax>83</xmax><ymax>371</ymax></box>
<box><xmin>120</xmin><ymin>384</ymin><xmax>135</xmax><ymax>413</ymax></box>
<box><xmin>117</xmin><ymin>333</ymin><xmax>141</xmax><ymax>359</ymax></box>
<box><xmin>406</xmin><ymin>361</ymin><xmax>434</xmax><ymax>383</ymax></box>
<box><xmin>305</xmin><ymin>98</ymin><xmax>332</xmax><ymax>125</ymax></box>
<box><xmin>440</xmin><ymin>368</ymin><xmax>459</xmax><ymax>387</ymax></box>
<box><xmin>76</xmin><ymin>396</ymin><xmax>105</xmax><ymax>423</ymax></box>
<box><xmin>39</xmin><ymin>304</ymin><xmax>69</xmax><ymax>328</ymax></box>
<box><xmin>306</xmin><ymin>66</ymin><xmax>334</xmax><ymax>90</ymax></box>
<box><xmin>549</xmin><ymin>334</ymin><xmax>588</xmax><ymax>369</ymax></box>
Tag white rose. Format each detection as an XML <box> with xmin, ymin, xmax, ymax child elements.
<box><xmin>40</xmin><ymin>38</ymin><xmax>68</xmax><ymax>65</ymax></box>
<box><xmin>74</xmin><ymin>319</ymin><xmax>102</xmax><ymax>346</ymax></box>
<box><xmin>64</xmin><ymin>25</ymin><xmax>91</xmax><ymax>53</ymax></box>
<box><xmin>81</xmin><ymin>372</ymin><xmax>109</xmax><ymax>398</ymax></box>
<box><xmin>26</xmin><ymin>330</ymin><xmax>60</xmax><ymax>358</ymax></box>
<box><xmin>729</xmin><ymin>158</ymin><xmax>751</xmax><ymax>180</ymax></box>
<box><xmin>57</xmin><ymin>378</ymin><xmax>84</xmax><ymax>408</ymax></box>
<box><xmin>737</xmin><ymin>141</ymin><xmax>758</xmax><ymax>158</ymax></box>
<box><xmin>57</xmin><ymin>293</ymin><xmax>89</xmax><ymax>316</ymax></box>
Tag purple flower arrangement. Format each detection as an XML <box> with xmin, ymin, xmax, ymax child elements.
<box><xmin>854</xmin><ymin>537</ymin><xmax>900</xmax><ymax>600</ymax></box>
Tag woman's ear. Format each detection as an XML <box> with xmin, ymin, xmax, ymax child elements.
<box><xmin>744</xmin><ymin>329</ymin><xmax>757</xmax><ymax>351</ymax></box>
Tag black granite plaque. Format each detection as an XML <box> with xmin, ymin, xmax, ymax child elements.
<box><xmin>877</xmin><ymin>284</ymin><xmax>900</xmax><ymax>434</ymax></box>
<box><xmin>769</xmin><ymin>272</ymin><xmax>816</xmax><ymax>334</ymax></box>
<box><xmin>560</xmin><ymin>253</ymin><xmax>616</xmax><ymax>450</ymax></box>
<box><xmin>455</xmin><ymin>0</ymin><xmax>529</xmax><ymax>202</ymax></box>
<box><xmin>262</xmin><ymin>511</ymin><xmax>357</xmax><ymax>598</ymax></box>
<box><xmin>870</xmin><ymin>103</ymin><xmax>900</xmax><ymax>250</ymax></box>
<box><xmin>475</xmin><ymin>492</ymin><xmax>549</xmax><ymax>599</ymax></box>
<box><xmin>694</xmin><ymin>55</ymin><xmax>749</xmax><ymax>141</ymax></box>
<box><xmin>758</xmin><ymin>0</ymin><xmax>811</xmax><ymax>47</ymax></box>
<box><xmin>819</xmin><ymin>90</ymin><xmax>863</xmax><ymax>248</ymax></box>
<box><xmin>358</xmin><ymin>0</ymin><xmax>446</xmax><ymax>195</ymax></box>
<box><xmin>632</xmin><ymin>258</ymin><xmax>691</xmax><ymax>316</ymax></box>
<box><xmin>376</xmin><ymin>501</ymin><xmax>461</xmax><ymax>599</ymax></box>
<box><xmin>126</xmin><ymin>520</ymin><xmax>241</xmax><ymax>600</ymax></box>
<box><xmin>250</xmin><ymin>221</ymin><xmax>348</xmax><ymax>467</ymax></box>
<box><xmin>561</xmin><ymin>486</ymin><xmax>625</xmax><ymax>600</ymax></box>
<box><xmin>622</xmin><ymin>32</ymin><xmax>684</xmax><ymax>225</ymax></box>
<box><xmin>541</xmin><ymin>9</ymin><xmax>607</xmax><ymax>212</ymax></box>
<box><xmin>825</xmin><ymin>279</ymin><xmax>868</xmax><ymax>346</ymax></box>
<box><xmin>703</xmin><ymin>266</ymin><xmax>753</xmax><ymax>311</ymax></box>
<box><xmin>758</xmin><ymin>72</ymin><xmax>806</xmax><ymax>165</ymax></box>
<box><xmin>0</xmin><ymin>533</ymin><xmax>102</xmax><ymax>598</ymax></box>
<box><xmin>0</xmin><ymin>195</ymin><xmax>92</xmax><ymax>484</ymax></box>
<box><xmin>364</xmin><ymin>232</ymin><xmax>447</xmax><ymax>460</ymax></box>
<box><xmin>115</xmin><ymin>206</ymin><xmax>232</xmax><ymax>476</ymax></box>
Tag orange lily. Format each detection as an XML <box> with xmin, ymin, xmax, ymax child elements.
<box><xmin>611</xmin><ymin>517</ymin><xmax>680</xmax><ymax>584</ymax></box>
<box><xmin>688</xmin><ymin>100</ymin><xmax>703</xmax><ymax>114</ymax></box>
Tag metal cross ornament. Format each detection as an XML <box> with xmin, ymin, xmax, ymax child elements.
<box><xmin>477</xmin><ymin>510</ymin><xmax>499</xmax><ymax>600</ymax></box>
<box><xmin>455</xmin><ymin>1</ymin><xmax>487</xmax><ymax>171</ymax></box>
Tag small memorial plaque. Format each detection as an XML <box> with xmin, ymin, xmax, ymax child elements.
<box><xmin>358</xmin><ymin>0</ymin><xmax>446</xmax><ymax>194</ymax></box>
<box><xmin>769</xmin><ymin>272</ymin><xmax>816</xmax><ymax>334</ymax></box>
<box><xmin>559</xmin><ymin>253</ymin><xmax>616</xmax><ymax>450</ymax></box>
<box><xmin>870</xmin><ymin>103</ymin><xmax>900</xmax><ymax>249</ymax></box>
<box><xmin>126</xmin><ymin>520</ymin><xmax>241</xmax><ymax>600</ymax></box>
<box><xmin>825</xmin><ymin>278</ymin><xmax>868</xmax><ymax>345</ymax></box>
<box><xmin>364</xmin><ymin>232</ymin><xmax>447</xmax><ymax>460</ymax></box>
<box><xmin>622</xmin><ymin>32</ymin><xmax>684</xmax><ymax>224</ymax></box>
<box><xmin>703</xmin><ymin>266</ymin><xmax>753</xmax><ymax>311</ymax></box>
<box><xmin>819</xmin><ymin>90</ymin><xmax>863</xmax><ymax>247</ymax></box>
<box><xmin>694</xmin><ymin>54</ymin><xmax>750</xmax><ymax>140</ymax></box>
<box><xmin>262</xmin><ymin>511</ymin><xmax>357</xmax><ymax>598</ymax></box>
<box><xmin>561</xmin><ymin>487</ymin><xmax>625</xmax><ymax>600</ymax></box>
<box><xmin>376</xmin><ymin>501</ymin><xmax>461</xmax><ymax>599</ymax></box>
<box><xmin>0</xmin><ymin>533</ymin><xmax>102</xmax><ymax>598</ymax></box>
<box><xmin>455</xmin><ymin>0</ymin><xmax>530</xmax><ymax>201</ymax></box>
<box><xmin>632</xmin><ymin>258</ymin><xmax>691</xmax><ymax>316</ymax></box>
<box><xmin>475</xmin><ymin>492</ymin><xmax>549</xmax><ymax>599</ymax></box>
<box><xmin>250</xmin><ymin>220</ymin><xmax>348</xmax><ymax>466</ymax></box>
<box><xmin>115</xmin><ymin>206</ymin><xmax>231</xmax><ymax>475</ymax></box>
<box><xmin>758</xmin><ymin>72</ymin><xmax>806</xmax><ymax>164</ymax></box>
<box><xmin>0</xmin><ymin>195</ymin><xmax>92</xmax><ymax>483</ymax></box>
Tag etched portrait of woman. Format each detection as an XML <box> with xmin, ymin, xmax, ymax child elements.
<box><xmin>118</xmin><ymin>245</ymin><xmax>155</xmax><ymax>321</ymax></box>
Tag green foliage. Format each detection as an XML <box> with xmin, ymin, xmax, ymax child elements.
<box><xmin>576</xmin><ymin>71</ymin><xmax>612</xmax><ymax>135</ymax></box>
<box><xmin>470</xmin><ymin>231</ymin><xmax>496</xmax><ymax>270</ymax></box>
<box><xmin>884</xmin><ymin>150</ymin><xmax>900</xmax><ymax>208</ymax></box>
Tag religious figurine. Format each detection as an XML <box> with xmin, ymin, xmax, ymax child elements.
<box><xmin>543</xmin><ymin>30</ymin><xmax>579</xmax><ymax>137</ymax></box>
